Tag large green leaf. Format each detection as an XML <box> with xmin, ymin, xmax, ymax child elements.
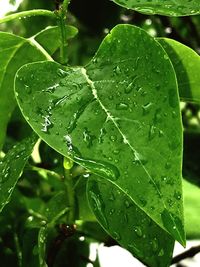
<box><xmin>0</xmin><ymin>31</ymin><xmax>52</xmax><ymax>150</ymax></box>
<box><xmin>15</xmin><ymin>24</ymin><xmax>185</xmax><ymax>264</ymax></box>
<box><xmin>0</xmin><ymin>134</ymin><xmax>37</xmax><ymax>212</ymax></box>
<box><xmin>112</xmin><ymin>0</ymin><xmax>200</xmax><ymax>16</ymax></box>
<box><xmin>158</xmin><ymin>38</ymin><xmax>200</xmax><ymax>103</ymax></box>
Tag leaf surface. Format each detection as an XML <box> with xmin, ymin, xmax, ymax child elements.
<box><xmin>112</xmin><ymin>0</ymin><xmax>200</xmax><ymax>16</ymax></box>
<box><xmin>0</xmin><ymin>31</ymin><xmax>52</xmax><ymax>150</ymax></box>
<box><xmin>0</xmin><ymin>134</ymin><xmax>37</xmax><ymax>212</ymax></box>
<box><xmin>158</xmin><ymin>38</ymin><xmax>200</xmax><ymax>103</ymax></box>
<box><xmin>15</xmin><ymin>24</ymin><xmax>185</xmax><ymax>265</ymax></box>
<box><xmin>87</xmin><ymin>176</ymin><xmax>174</xmax><ymax>266</ymax></box>
<box><xmin>34</xmin><ymin>25</ymin><xmax>78</xmax><ymax>55</ymax></box>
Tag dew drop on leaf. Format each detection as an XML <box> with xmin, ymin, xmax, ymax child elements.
<box><xmin>133</xmin><ymin>226</ymin><xmax>143</xmax><ymax>237</ymax></box>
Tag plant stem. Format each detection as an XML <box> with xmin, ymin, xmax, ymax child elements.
<box><xmin>63</xmin><ymin>162</ymin><xmax>75</xmax><ymax>224</ymax></box>
<box><xmin>0</xmin><ymin>9</ymin><xmax>56</xmax><ymax>24</ymax></box>
<box><xmin>14</xmin><ymin>232</ymin><xmax>22</xmax><ymax>267</ymax></box>
<box><xmin>57</xmin><ymin>0</ymin><xmax>71</xmax><ymax>64</ymax></box>
<box><xmin>171</xmin><ymin>244</ymin><xmax>200</xmax><ymax>264</ymax></box>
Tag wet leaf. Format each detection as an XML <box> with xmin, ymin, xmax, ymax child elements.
<box><xmin>0</xmin><ymin>31</ymin><xmax>52</xmax><ymax>150</ymax></box>
<box><xmin>15</xmin><ymin>24</ymin><xmax>185</xmax><ymax>265</ymax></box>
<box><xmin>112</xmin><ymin>0</ymin><xmax>200</xmax><ymax>16</ymax></box>
<box><xmin>87</xmin><ymin>176</ymin><xmax>174</xmax><ymax>267</ymax></box>
<box><xmin>0</xmin><ymin>134</ymin><xmax>37</xmax><ymax>212</ymax></box>
<box><xmin>158</xmin><ymin>38</ymin><xmax>200</xmax><ymax>103</ymax></box>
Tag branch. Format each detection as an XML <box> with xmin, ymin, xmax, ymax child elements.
<box><xmin>171</xmin><ymin>245</ymin><xmax>200</xmax><ymax>265</ymax></box>
<box><xmin>0</xmin><ymin>9</ymin><xmax>56</xmax><ymax>24</ymax></box>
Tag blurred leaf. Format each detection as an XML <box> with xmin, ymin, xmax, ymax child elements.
<box><xmin>0</xmin><ymin>32</ymin><xmax>50</xmax><ymax>150</ymax></box>
<box><xmin>0</xmin><ymin>134</ymin><xmax>37</xmax><ymax>212</ymax></box>
<box><xmin>112</xmin><ymin>0</ymin><xmax>200</xmax><ymax>16</ymax></box>
<box><xmin>34</xmin><ymin>25</ymin><xmax>78</xmax><ymax>55</ymax></box>
<box><xmin>22</xmin><ymin>228</ymin><xmax>40</xmax><ymax>267</ymax></box>
<box><xmin>45</xmin><ymin>191</ymin><xmax>69</xmax><ymax>224</ymax></box>
<box><xmin>183</xmin><ymin>131</ymin><xmax>200</xmax><ymax>187</ymax></box>
<box><xmin>158</xmin><ymin>38</ymin><xmax>200</xmax><ymax>103</ymax></box>
<box><xmin>183</xmin><ymin>179</ymin><xmax>200</xmax><ymax>239</ymax></box>
<box><xmin>15</xmin><ymin>24</ymin><xmax>185</xmax><ymax>265</ymax></box>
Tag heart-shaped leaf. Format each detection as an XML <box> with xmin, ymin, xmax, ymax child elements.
<box><xmin>15</xmin><ymin>24</ymin><xmax>185</xmax><ymax>264</ymax></box>
<box><xmin>112</xmin><ymin>0</ymin><xmax>200</xmax><ymax>16</ymax></box>
<box><xmin>158</xmin><ymin>38</ymin><xmax>200</xmax><ymax>103</ymax></box>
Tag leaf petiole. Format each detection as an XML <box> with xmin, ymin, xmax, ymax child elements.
<box><xmin>0</xmin><ymin>9</ymin><xmax>56</xmax><ymax>24</ymax></box>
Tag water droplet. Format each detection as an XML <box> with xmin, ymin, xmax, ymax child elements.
<box><xmin>57</xmin><ymin>68</ymin><xmax>68</xmax><ymax>77</ymax></box>
<box><xmin>174</xmin><ymin>191</ymin><xmax>181</xmax><ymax>200</ymax></box>
<box><xmin>149</xmin><ymin>125</ymin><xmax>157</xmax><ymax>140</ymax></box>
<box><xmin>113</xmin><ymin>231</ymin><xmax>121</xmax><ymax>241</ymax></box>
<box><xmin>151</xmin><ymin>238</ymin><xmax>158</xmax><ymax>252</ymax></box>
<box><xmin>113</xmin><ymin>66</ymin><xmax>121</xmax><ymax>75</ymax></box>
<box><xmin>116</xmin><ymin>103</ymin><xmax>129</xmax><ymax>110</ymax></box>
<box><xmin>64</xmin><ymin>134</ymin><xmax>73</xmax><ymax>152</ymax></box>
<box><xmin>83</xmin><ymin>128</ymin><xmax>95</xmax><ymax>148</ymax></box>
<box><xmin>158</xmin><ymin>248</ymin><xmax>164</xmax><ymax>257</ymax></box>
<box><xmin>133</xmin><ymin>226</ymin><xmax>143</xmax><ymax>237</ymax></box>
<box><xmin>125</xmin><ymin>200</ymin><xmax>132</xmax><ymax>208</ymax></box>
<box><xmin>165</xmin><ymin>162</ymin><xmax>171</xmax><ymax>169</ymax></box>
<box><xmin>41</xmin><ymin>115</ymin><xmax>53</xmax><ymax>133</ymax></box>
<box><xmin>89</xmin><ymin>190</ymin><xmax>108</xmax><ymax>228</ymax></box>
<box><xmin>110</xmin><ymin>135</ymin><xmax>117</xmax><ymax>142</ymax></box>
<box><xmin>142</xmin><ymin>102</ymin><xmax>153</xmax><ymax>115</ymax></box>
<box><xmin>74</xmin><ymin>156</ymin><xmax>120</xmax><ymax>181</ymax></box>
<box><xmin>109</xmin><ymin>208</ymin><xmax>115</xmax><ymax>215</ymax></box>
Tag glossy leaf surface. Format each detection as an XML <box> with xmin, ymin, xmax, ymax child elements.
<box><xmin>15</xmin><ymin>25</ymin><xmax>185</xmax><ymax>263</ymax></box>
<box><xmin>158</xmin><ymin>38</ymin><xmax>200</xmax><ymax>103</ymax></box>
<box><xmin>87</xmin><ymin>176</ymin><xmax>174</xmax><ymax>266</ymax></box>
<box><xmin>0</xmin><ymin>134</ymin><xmax>37</xmax><ymax>212</ymax></box>
<box><xmin>0</xmin><ymin>32</ymin><xmax>51</xmax><ymax>150</ymax></box>
<box><xmin>34</xmin><ymin>25</ymin><xmax>78</xmax><ymax>55</ymax></box>
<box><xmin>112</xmin><ymin>0</ymin><xmax>200</xmax><ymax>16</ymax></box>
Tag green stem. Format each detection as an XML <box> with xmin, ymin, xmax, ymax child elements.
<box><xmin>63</xmin><ymin>162</ymin><xmax>75</xmax><ymax>224</ymax></box>
<box><xmin>57</xmin><ymin>0</ymin><xmax>71</xmax><ymax>64</ymax></box>
<box><xmin>0</xmin><ymin>9</ymin><xmax>56</xmax><ymax>24</ymax></box>
<box><xmin>14</xmin><ymin>232</ymin><xmax>22</xmax><ymax>267</ymax></box>
<box><xmin>27</xmin><ymin>165</ymin><xmax>62</xmax><ymax>180</ymax></box>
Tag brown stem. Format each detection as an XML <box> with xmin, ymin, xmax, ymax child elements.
<box><xmin>171</xmin><ymin>245</ymin><xmax>200</xmax><ymax>265</ymax></box>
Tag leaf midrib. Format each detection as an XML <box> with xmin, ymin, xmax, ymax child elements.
<box><xmin>81</xmin><ymin>66</ymin><xmax>184</xmax><ymax>243</ymax></box>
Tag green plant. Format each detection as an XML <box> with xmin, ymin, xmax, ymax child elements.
<box><xmin>0</xmin><ymin>0</ymin><xmax>200</xmax><ymax>266</ymax></box>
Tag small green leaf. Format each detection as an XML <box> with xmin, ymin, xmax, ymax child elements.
<box><xmin>15</xmin><ymin>24</ymin><xmax>185</xmax><ymax>264</ymax></box>
<box><xmin>112</xmin><ymin>0</ymin><xmax>200</xmax><ymax>16</ymax></box>
<box><xmin>0</xmin><ymin>32</ymin><xmax>52</xmax><ymax>150</ymax></box>
<box><xmin>34</xmin><ymin>25</ymin><xmax>78</xmax><ymax>55</ymax></box>
<box><xmin>45</xmin><ymin>191</ymin><xmax>69</xmax><ymax>224</ymax></box>
<box><xmin>0</xmin><ymin>134</ymin><xmax>37</xmax><ymax>212</ymax></box>
<box><xmin>158</xmin><ymin>38</ymin><xmax>200</xmax><ymax>103</ymax></box>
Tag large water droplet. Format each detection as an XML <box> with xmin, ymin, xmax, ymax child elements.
<box><xmin>74</xmin><ymin>156</ymin><xmax>120</xmax><ymax>181</ymax></box>
<box><xmin>41</xmin><ymin>115</ymin><xmax>53</xmax><ymax>133</ymax></box>
<box><xmin>116</xmin><ymin>103</ymin><xmax>129</xmax><ymax>110</ymax></box>
<box><xmin>133</xmin><ymin>226</ymin><xmax>143</xmax><ymax>237</ymax></box>
<box><xmin>89</xmin><ymin>190</ymin><xmax>108</xmax><ymax>228</ymax></box>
